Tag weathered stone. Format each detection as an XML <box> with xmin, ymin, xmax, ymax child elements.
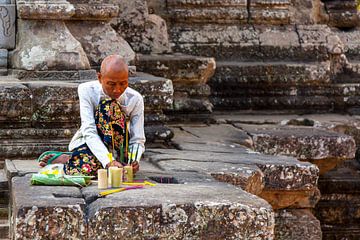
<box><xmin>111</xmin><ymin>0</ymin><xmax>170</xmax><ymax>54</ymax></box>
<box><xmin>11</xmin><ymin>20</ymin><xmax>90</xmax><ymax>71</ymax></box>
<box><xmin>0</xmin><ymin>128</ymin><xmax>76</xmax><ymax>159</ymax></box>
<box><xmin>211</xmin><ymin>61</ymin><xmax>331</xmax><ymax>88</ymax></box>
<box><xmin>24</xmin><ymin>82</ymin><xmax>79</xmax><ymax>128</ymax></box>
<box><xmin>237</xmin><ymin>124</ymin><xmax>356</xmax><ymax>174</ymax></box>
<box><xmin>10</xmin><ymin>69</ymin><xmax>97</xmax><ymax>81</ymax></box>
<box><xmin>11</xmin><ymin>175</ymin><xmax>86</xmax><ymax>240</ymax></box>
<box><xmin>85</xmin><ymin>183</ymin><xmax>274</xmax><ymax>239</ymax></box>
<box><xmin>166</xmin><ymin>0</ymin><xmax>248</xmax><ymax>24</ymax></box>
<box><xmin>141</xmin><ymin>14</ymin><xmax>170</xmax><ymax>54</ymax></box>
<box><xmin>130</xmin><ymin>73</ymin><xmax>173</xmax><ymax>111</ymax></box>
<box><xmin>250</xmin><ymin>0</ymin><xmax>291</xmax><ymax>25</ymax></box>
<box><xmin>66</xmin><ymin>21</ymin><xmax>135</xmax><ymax>66</ymax></box>
<box><xmin>324</xmin><ymin>0</ymin><xmax>359</xmax><ymax>28</ymax></box>
<box><xmin>0</xmin><ymin>49</ymin><xmax>7</xmax><ymax>68</ymax></box>
<box><xmin>275</xmin><ymin>209</ymin><xmax>322</xmax><ymax>240</ymax></box>
<box><xmin>169</xmin><ymin>24</ymin><xmax>261</xmax><ymax>61</ymax></box>
<box><xmin>0</xmin><ymin>82</ymin><xmax>32</xmax><ymax>128</ymax></box>
<box><xmin>0</xmin><ymin>4</ymin><xmax>15</xmax><ymax>49</ymax></box>
<box><xmin>135</xmin><ymin>54</ymin><xmax>215</xmax><ymax>86</ymax></box>
<box><xmin>135</xmin><ymin>54</ymin><xmax>215</xmax><ymax>112</ymax></box>
<box><xmin>289</xmin><ymin>0</ymin><xmax>317</xmax><ymax>24</ymax></box>
<box><xmin>16</xmin><ymin>0</ymin><xmax>75</xmax><ymax>20</ymax></box>
<box><xmin>69</xmin><ymin>2</ymin><xmax>119</xmax><ymax>21</ymax></box>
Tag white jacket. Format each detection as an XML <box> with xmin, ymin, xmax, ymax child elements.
<box><xmin>68</xmin><ymin>81</ymin><xmax>145</xmax><ymax>168</ymax></box>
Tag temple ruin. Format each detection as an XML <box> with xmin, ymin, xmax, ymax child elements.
<box><xmin>0</xmin><ymin>0</ymin><xmax>359</xmax><ymax>239</ymax></box>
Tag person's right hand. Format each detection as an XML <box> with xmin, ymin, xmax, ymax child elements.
<box><xmin>106</xmin><ymin>161</ymin><xmax>122</xmax><ymax>168</ymax></box>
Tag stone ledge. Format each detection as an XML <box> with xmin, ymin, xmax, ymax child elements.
<box><xmin>10</xmin><ymin>166</ymin><xmax>274</xmax><ymax>239</ymax></box>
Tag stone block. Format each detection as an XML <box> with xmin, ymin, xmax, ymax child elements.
<box><xmin>211</xmin><ymin>61</ymin><xmax>331</xmax><ymax>89</ymax></box>
<box><xmin>111</xmin><ymin>0</ymin><xmax>170</xmax><ymax>54</ymax></box>
<box><xmin>16</xmin><ymin>0</ymin><xmax>75</xmax><ymax>20</ymax></box>
<box><xmin>24</xmin><ymin>82</ymin><xmax>80</xmax><ymax>128</ymax></box>
<box><xmin>238</xmin><ymin>124</ymin><xmax>356</xmax><ymax>174</ymax></box>
<box><xmin>130</xmin><ymin>73</ymin><xmax>173</xmax><ymax>111</ymax></box>
<box><xmin>0</xmin><ymin>128</ymin><xmax>77</xmax><ymax>159</ymax></box>
<box><xmin>10</xmin><ymin>69</ymin><xmax>97</xmax><ymax>81</ymax></box>
<box><xmin>85</xmin><ymin>183</ymin><xmax>274</xmax><ymax>239</ymax></box>
<box><xmin>275</xmin><ymin>209</ymin><xmax>322</xmax><ymax>240</ymax></box>
<box><xmin>66</xmin><ymin>21</ymin><xmax>135</xmax><ymax>66</ymax></box>
<box><xmin>11</xmin><ymin>175</ymin><xmax>86</xmax><ymax>240</ymax></box>
<box><xmin>69</xmin><ymin>3</ymin><xmax>119</xmax><ymax>21</ymax></box>
<box><xmin>0</xmin><ymin>4</ymin><xmax>15</xmax><ymax>49</ymax></box>
<box><xmin>135</xmin><ymin>54</ymin><xmax>215</xmax><ymax>86</ymax></box>
<box><xmin>0</xmin><ymin>82</ymin><xmax>32</xmax><ymax>128</ymax></box>
<box><xmin>11</xmin><ymin>20</ymin><xmax>90</xmax><ymax>71</ymax></box>
<box><xmin>250</xmin><ymin>0</ymin><xmax>291</xmax><ymax>25</ymax></box>
<box><xmin>0</xmin><ymin>49</ymin><xmax>7</xmax><ymax>68</ymax></box>
<box><xmin>325</xmin><ymin>0</ymin><xmax>359</xmax><ymax>28</ymax></box>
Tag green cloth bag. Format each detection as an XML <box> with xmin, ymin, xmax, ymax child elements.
<box><xmin>31</xmin><ymin>174</ymin><xmax>92</xmax><ymax>187</ymax></box>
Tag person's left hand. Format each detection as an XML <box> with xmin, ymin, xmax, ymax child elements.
<box><xmin>131</xmin><ymin>161</ymin><xmax>139</xmax><ymax>174</ymax></box>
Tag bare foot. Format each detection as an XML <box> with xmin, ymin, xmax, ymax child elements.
<box><xmin>38</xmin><ymin>154</ymin><xmax>71</xmax><ymax>167</ymax></box>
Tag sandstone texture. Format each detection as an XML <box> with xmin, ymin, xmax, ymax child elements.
<box><xmin>135</xmin><ymin>54</ymin><xmax>215</xmax><ymax>112</ymax></box>
<box><xmin>66</xmin><ymin>21</ymin><xmax>135</xmax><ymax>66</ymax></box>
<box><xmin>11</xmin><ymin>175</ymin><xmax>86</xmax><ymax>240</ymax></box>
<box><xmin>275</xmin><ymin>209</ymin><xmax>322</xmax><ymax>240</ymax></box>
<box><xmin>111</xmin><ymin>0</ymin><xmax>170</xmax><ymax>54</ymax></box>
<box><xmin>11</xmin><ymin>20</ymin><xmax>90</xmax><ymax>71</ymax></box>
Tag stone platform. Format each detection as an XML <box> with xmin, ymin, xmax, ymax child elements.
<box><xmin>4</xmin><ymin>112</ymin><xmax>360</xmax><ymax>239</ymax></box>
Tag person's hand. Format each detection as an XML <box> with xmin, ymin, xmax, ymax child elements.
<box><xmin>106</xmin><ymin>161</ymin><xmax>122</xmax><ymax>168</ymax></box>
<box><xmin>131</xmin><ymin>161</ymin><xmax>139</xmax><ymax>174</ymax></box>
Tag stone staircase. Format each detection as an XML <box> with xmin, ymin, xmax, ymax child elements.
<box><xmin>154</xmin><ymin>0</ymin><xmax>360</xmax><ymax>113</ymax></box>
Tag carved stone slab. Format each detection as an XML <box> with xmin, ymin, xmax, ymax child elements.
<box><xmin>0</xmin><ymin>4</ymin><xmax>15</xmax><ymax>49</ymax></box>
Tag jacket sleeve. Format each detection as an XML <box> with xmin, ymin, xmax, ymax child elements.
<box><xmin>128</xmin><ymin>94</ymin><xmax>146</xmax><ymax>162</ymax></box>
<box><xmin>78</xmin><ymin>84</ymin><xmax>111</xmax><ymax>168</ymax></box>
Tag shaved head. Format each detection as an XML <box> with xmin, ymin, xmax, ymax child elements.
<box><xmin>98</xmin><ymin>55</ymin><xmax>129</xmax><ymax>99</ymax></box>
<box><xmin>100</xmin><ymin>55</ymin><xmax>128</xmax><ymax>76</ymax></box>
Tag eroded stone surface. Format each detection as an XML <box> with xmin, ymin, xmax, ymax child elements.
<box><xmin>12</xmin><ymin>175</ymin><xmax>86</xmax><ymax>240</ymax></box>
<box><xmin>85</xmin><ymin>183</ymin><xmax>274</xmax><ymax>240</ymax></box>
<box><xmin>111</xmin><ymin>0</ymin><xmax>170</xmax><ymax>54</ymax></box>
<box><xmin>66</xmin><ymin>21</ymin><xmax>135</xmax><ymax>66</ymax></box>
<box><xmin>275</xmin><ymin>209</ymin><xmax>322</xmax><ymax>240</ymax></box>
<box><xmin>11</xmin><ymin>20</ymin><xmax>90</xmax><ymax>71</ymax></box>
<box><xmin>236</xmin><ymin>124</ymin><xmax>356</xmax><ymax>174</ymax></box>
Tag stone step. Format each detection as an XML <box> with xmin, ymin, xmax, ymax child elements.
<box><xmin>0</xmin><ymin>219</ymin><xmax>9</xmax><ymax>240</ymax></box>
<box><xmin>235</xmin><ymin>124</ymin><xmax>356</xmax><ymax>175</ymax></box>
<box><xmin>211</xmin><ymin>61</ymin><xmax>331</xmax><ymax>88</ymax></box>
<box><xmin>135</xmin><ymin>54</ymin><xmax>215</xmax><ymax>113</ymax></box>
<box><xmin>210</xmin><ymin>83</ymin><xmax>360</xmax><ymax>111</ymax></box>
<box><xmin>322</xmin><ymin>225</ymin><xmax>360</xmax><ymax>240</ymax></box>
<box><xmin>164</xmin><ymin>0</ymin><xmax>290</xmax><ymax>25</ymax></box>
<box><xmin>170</xmin><ymin>24</ymin><xmax>333</xmax><ymax>62</ymax></box>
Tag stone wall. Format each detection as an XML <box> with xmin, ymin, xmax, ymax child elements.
<box><xmin>149</xmin><ymin>0</ymin><xmax>360</xmax><ymax>113</ymax></box>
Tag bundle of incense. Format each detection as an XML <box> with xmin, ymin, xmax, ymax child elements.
<box><xmin>122</xmin><ymin>181</ymin><xmax>156</xmax><ymax>187</ymax></box>
<box><xmin>99</xmin><ymin>185</ymin><xmax>143</xmax><ymax>197</ymax></box>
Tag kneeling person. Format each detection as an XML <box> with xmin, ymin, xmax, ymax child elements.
<box><xmin>38</xmin><ymin>55</ymin><xmax>145</xmax><ymax>176</ymax></box>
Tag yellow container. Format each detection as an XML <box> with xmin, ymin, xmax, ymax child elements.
<box><xmin>97</xmin><ymin>169</ymin><xmax>108</xmax><ymax>189</ymax></box>
<box><xmin>124</xmin><ymin>165</ymin><xmax>133</xmax><ymax>182</ymax></box>
<box><xmin>111</xmin><ymin>167</ymin><xmax>123</xmax><ymax>188</ymax></box>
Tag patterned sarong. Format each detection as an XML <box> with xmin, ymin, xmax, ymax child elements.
<box><xmin>64</xmin><ymin>99</ymin><xmax>128</xmax><ymax>176</ymax></box>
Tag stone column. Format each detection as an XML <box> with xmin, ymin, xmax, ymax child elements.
<box><xmin>0</xmin><ymin>0</ymin><xmax>15</xmax><ymax>74</ymax></box>
<box><xmin>11</xmin><ymin>0</ymin><xmax>90</xmax><ymax>71</ymax></box>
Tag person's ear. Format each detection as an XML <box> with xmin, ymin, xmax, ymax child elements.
<box><xmin>97</xmin><ymin>72</ymin><xmax>102</xmax><ymax>83</ymax></box>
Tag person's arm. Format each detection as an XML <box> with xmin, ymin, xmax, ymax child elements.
<box><xmin>78</xmin><ymin>84</ymin><xmax>111</xmax><ymax>168</ymax></box>
<box><xmin>127</xmin><ymin>94</ymin><xmax>145</xmax><ymax>163</ymax></box>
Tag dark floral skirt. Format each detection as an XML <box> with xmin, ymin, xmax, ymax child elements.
<box><xmin>64</xmin><ymin>99</ymin><xmax>128</xmax><ymax>176</ymax></box>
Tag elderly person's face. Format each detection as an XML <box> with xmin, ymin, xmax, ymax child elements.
<box><xmin>98</xmin><ymin>65</ymin><xmax>129</xmax><ymax>99</ymax></box>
